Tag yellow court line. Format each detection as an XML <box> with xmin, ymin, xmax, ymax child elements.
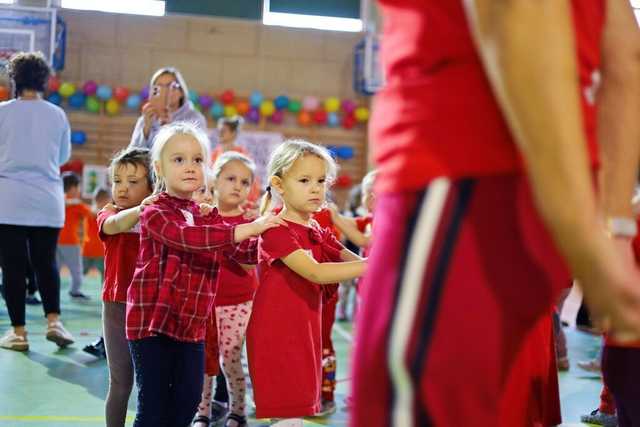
<box><xmin>0</xmin><ymin>416</ymin><xmax>133</xmax><ymax>422</ymax></box>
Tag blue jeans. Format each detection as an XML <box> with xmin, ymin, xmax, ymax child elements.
<box><xmin>129</xmin><ymin>335</ymin><xmax>204</xmax><ymax>427</ymax></box>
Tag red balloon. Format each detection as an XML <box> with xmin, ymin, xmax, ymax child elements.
<box><xmin>221</xmin><ymin>89</ymin><xmax>235</xmax><ymax>105</ymax></box>
<box><xmin>313</xmin><ymin>110</ymin><xmax>328</xmax><ymax>125</ymax></box>
<box><xmin>48</xmin><ymin>76</ymin><xmax>61</xmax><ymax>92</ymax></box>
<box><xmin>113</xmin><ymin>86</ymin><xmax>129</xmax><ymax>103</ymax></box>
<box><xmin>335</xmin><ymin>174</ymin><xmax>353</xmax><ymax>188</ymax></box>
<box><xmin>298</xmin><ymin>111</ymin><xmax>313</xmax><ymax>127</ymax></box>
<box><xmin>342</xmin><ymin>114</ymin><xmax>356</xmax><ymax>129</ymax></box>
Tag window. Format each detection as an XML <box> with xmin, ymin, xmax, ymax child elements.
<box><xmin>61</xmin><ymin>0</ymin><xmax>165</xmax><ymax>17</ymax></box>
<box><xmin>262</xmin><ymin>0</ymin><xmax>362</xmax><ymax>32</ymax></box>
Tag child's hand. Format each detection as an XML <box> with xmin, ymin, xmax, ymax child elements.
<box><xmin>102</xmin><ymin>202</ymin><xmax>118</xmax><ymax>213</ymax></box>
<box><xmin>242</xmin><ymin>207</ymin><xmax>259</xmax><ymax>221</ymax></box>
<box><xmin>200</xmin><ymin>203</ymin><xmax>215</xmax><ymax>216</ymax></box>
<box><xmin>138</xmin><ymin>194</ymin><xmax>159</xmax><ymax>213</ymax></box>
<box><xmin>250</xmin><ymin>212</ymin><xmax>287</xmax><ymax>236</ymax></box>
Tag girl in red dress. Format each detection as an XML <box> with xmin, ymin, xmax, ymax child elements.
<box><xmin>246</xmin><ymin>140</ymin><xmax>367</xmax><ymax>427</ymax></box>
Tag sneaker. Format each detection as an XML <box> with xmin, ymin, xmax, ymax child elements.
<box><xmin>46</xmin><ymin>321</ymin><xmax>74</xmax><ymax>348</ymax></box>
<box><xmin>210</xmin><ymin>401</ymin><xmax>229</xmax><ymax>424</ymax></box>
<box><xmin>83</xmin><ymin>336</ymin><xmax>106</xmax><ymax>358</ymax></box>
<box><xmin>69</xmin><ymin>291</ymin><xmax>90</xmax><ymax>301</ymax></box>
<box><xmin>25</xmin><ymin>293</ymin><xmax>41</xmax><ymax>305</ymax></box>
<box><xmin>314</xmin><ymin>400</ymin><xmax>337</xmax><ymax>417</ymax></box>
<box><xmin>580</xmin><ymin>409</ymin><xmax>618</xmax><ymax>427</ymax></box>
<box><xmin>557</xmin><ymin>356</ymin><xmax>570</xmax><ymax>372</ymax></box>
<box><xmin>577</xmin><ymin>358</ymin><xmax>602</xmax><ymax>373</ymax></box>
<box><xmin>0</xmin><ymin>330</ymin><xmax>29</xmax><ymax>352</ymax></box>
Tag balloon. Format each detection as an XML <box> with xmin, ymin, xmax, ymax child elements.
<box><xmin>259</xmin><ymin>100</ymin><xmax>275</xmax><ymax>117</ymax></box>
<box><xmin>341</xmin><ymin>99</ymin><xmax>356</xmax><ymax>114</ymax></box>
<box><xmin>274</xmin><ymin>95</ymin><xmax>289</xmax><ymax>110</ymax></box>
<box><xmin>336</xmin><ymin>146</ymin><xmax>354</xmax><ymax>160</ymax></box>
<box><xmin>47</xmin><ymin>76</ymin><xmax>61</xmax><ymax>93</ymax></box>
<box><xmin>270</xmin><ymin>109</ymin><xmax>284</xmax><ymax>124</ymax></box>
<box><xmin>327</xmin><ymin>112</ymin><xmax>340</xmax><ymax>127</ymax></box>
<box><xmin>126</xmin><ymin>94</ymin><xmax>142</xmax><ymax>110</ymax></box>
<box><xmin>47</xmin><ymin>92</ymin><xmax>62</xmax><ymax>105</ymax></box>
<box><xmin>355</xmin><ymin>106</ymin><xmax>370</xmax><ymax>122</ymax></box>
<box><xmin>0</xmin><ymin>85</ymin><xmax>9</xmax><ymax>101</ymax></box>
<box><xmin>82</xmin><ymin>80</ymin><xmax>98</xmax><ymax>96</ymax></box>
<box><xmin>85</xmin><ymin>96</ymin><xmax>100</xmax><ymax>113</ymax></box>
<box><xmin>198</xmin><ymin>95</ymin><xmax>214</xmax><ymax>110</ymax></box>
<box><xmin>335</xmin><ymin>174</ymin><xmax>353</xmax><ymax>188</ymax></box>
<box><xmin>287</xmin><ymin>99</ymin><xmax>302</xmax><ymax>113</ymax></box>
<box><xmin>106</xmin><ymin>99</ymin><xmax>120</xmax><ymax>115</ymax></box>
<box><xmin>59</xmin><ymin>82</ymin><xmax>76</xmax><ymax>98</ymax></box>
<box><xmin>302</xmin><ymin>96</ymin><xmax>319</xmax><ymax>112</ymax></box>
<box><xmin>247</xmin><ymin>107</ymin><xmax>260</xmax><ymax>124</ymax></box>
<box><xmin>342</xmin><ymin>114</ymin><xmax>356</xmax><ymax>129</ymax></box>
<box><xmin>113</xmin><ymin>86</ymin><xmax>129</xmax><ymax>103</ymax></box>
<box><xmin>194</xmin><ymin>104</ymin><xmax>202</xmax><ymax>113</ymax></box>
<box><xmin>326</xmin><ymin>145</ymin><xmax>339</xmax><ymax>157</ymax></box>
<box><xmin>209</xmin><ymin>102</ymin><xmax>224</xmax><ymax>119</ymax></box>
<box><xmin>69</xmin><ymin>92</ymin><xmax>86</xmax><ymax>109</ymax></box>
<box><xmin>220</xmin><ymin>89</ymin><xmax>235</xmax><ymax>105</ymax></box>
<box><xmin>313</xmin><ymin>110</ymin><xmax>327</xmax><ymax>125</ymax></box>
<box><xmin>71</xmin><ymin>130</ymin><xmax>86</xmax><ymax>145</ymax></box>
<box><xmin>235</xmin><ymin>100</ymin><xmax>250</xmax><ymax>115</ymax></box>
<box><xmin>224</xmin><ymin>105</ymin><xmax>238</xmax><ymax>118</ymax></box>
<box><xmin>249</xmin><ymin>91</ymin><xmax>263</xmax><ymax>108</ymax></box>
<box><xmin>188</xmin><ymin>90</ymin><xmax>199</xmax><ymax>104</ymax></box>
<box><xmin>96</xmin><ymin>85</ymin><xmax>112</xmax><ymax>101</ymax></box>
<box><xmin>324</xmin><ymin>97</ymin><xmax>340</xmax><ymax>113</ymax></box>
<box><xmin>140</xmin><ymin>85</ymin><xmax>150</xmax><ymax>101</ymax></box>
<box><xmin>298</xmin><ymin>111</ymin><xmax>312</xmax><ymax>126</ymax></box>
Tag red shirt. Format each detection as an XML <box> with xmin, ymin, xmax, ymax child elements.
<box><xmin>355</xmin><ymin>213</ymin><xmax>374</xmax><ymax>258</ymax></box>
<box><xmin>214</xmin><ymin>214</ymin><xmax>259</xmax><ymax>306</ymax></box>
<box><xmin>98</xmin><ymin>209</ymin><xmax>141</xmax><ymax>303</ymax></box>
<box><xmin>126</xmin><ymin>193</ymin><xmax>257</xmax><ymax>342</ymax></box>
<box><xmin>372</xmin><ymin>0</ymin><xmax>604</xmax><ymax>193</ymax></box>
<box><xmin>247</xmin><ymin>221</ymin><xmax>344</xmax><ymax>418</ymax></box>
<box><xmin>83</xmin><ymin>211</ymin><xmax>104</xmax><ymax>258</ymax></box>
<box><xmin>59</xmin><ymin>201</ymin><xmax>92</xmax><ymax>245</ymax></box>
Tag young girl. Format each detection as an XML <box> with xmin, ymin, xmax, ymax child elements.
<box><xmin>125</xmin><ymin>122</ymin><xmax>283</xmax><ymax>427</ymax></box>
<box><xmin>98</xmin><ymin>147</ymin><xmax>155</xmax><ymax>427</ymax></box>
<box><xmin>246</xmin><ymin>140</ymin><xmax>366</xmax><ymax>427</ymax></box>
<box><xmin>194</xmin><ymin>152</ymin><xmax>259</xmax><ymax>427</ymax></box>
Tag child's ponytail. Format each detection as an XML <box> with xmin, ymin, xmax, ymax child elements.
<box><xmin>259</xmin><ymin>186</ymin><xmax>272</xmax><ymax>216</ymax></box>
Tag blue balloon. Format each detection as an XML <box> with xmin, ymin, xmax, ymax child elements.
<box><xmin>249</xmin><ymin>91</ymin><xmax>263</xmax><ymax>108</ymax></box>
<box><xmin>274</xmin><ymin>95</ymin><xmax>289</xmax><ymax>110</ymax></box>
<box><xmin>327</xmin><ymin>112</ymin><xmax>340</xmax><ymax>127</ymax></box>
<box><xmin>126</xmin><ymin>94</ymin><xmax>142</xmax><ymax>110</ymax></box>
<box><xmin>47</xmin><ymin>92</ymin><xmax>62</xmax><ymax>106</ymax></box>
<box><xmin>71</xmin><ymin>130</ymin><xmax>87</xmax><ymax>145</ymax></box>
<box><xmin>69</xmin><ymin>92</ymin><xmax>86</xmax><ymax>109</ymax></box>
<box><xmin>336</xmin><ymin>146</ymin><xmax>354</xmax><ymax>160</ymax></box>
<box><xmin>188</xmin><ymin>90</ymin><xmax>199</xmax><ymax>104</ymax></box>
<box><xmin>209</xmin><ymin>102</ymin><xmax>224</xmax><ymax>119</ymax></box>
<box><xmin>96</xmin><ymin>85</ymin><xmax>112</xmax><ymax>101</ymax></box>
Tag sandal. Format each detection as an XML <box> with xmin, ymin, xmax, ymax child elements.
<box><xmin>224</xmin><ymin>413</ymin><xmax>247</xmax><ymax>427</ymax></box>
<box><xmin>192</xmin><ymin>415</ymin><xmax>211</xmax><ymax>427</ymax></box>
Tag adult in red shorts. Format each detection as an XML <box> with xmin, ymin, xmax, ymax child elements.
<box><xmin>351</xmin><ymin>1</ymin><xmax>640</xmax><ymax>426</ymax></box>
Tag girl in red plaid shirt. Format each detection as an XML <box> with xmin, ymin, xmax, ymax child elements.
<box><xmin>125</xmin><ymin>122</ymin><xmax>284</xmax><ymax>427</ymax></box>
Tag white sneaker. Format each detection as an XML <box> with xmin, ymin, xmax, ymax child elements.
<box><xmin>46</xmin><ymin>321</ymin><xmax>74</xmax><ymax>348</ymax></box>
<box><xmin>0</xmin><ymin>330</ymin><xmax>29</xmax><ymax>352</ymax></box>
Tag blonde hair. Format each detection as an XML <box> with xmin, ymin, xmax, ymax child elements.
<box><xmin>151</xmin><ymin>121</ymin><xmax>211</xmax><ymax>194</ymax></box>
<box><xmin>361</xmin><ymin>170</ymin><xmax>378</xmax><ymax>195</ymax></box>
<box><xmin>150</xmin><ymin>67</ymin><xmax>191</xmax><ymax>108</ymax></box>
<box><xmin>212</xmin><ymin>151</ymin><xmax>256</xmax><ymax>182</ymax></box>
<box><xmin>260</xmin><ymin>139</ymin><xmax>337</xmax><ymax>215</ymax></box>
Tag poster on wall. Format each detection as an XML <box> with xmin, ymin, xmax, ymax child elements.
<box><xmin>82</xmin><ymin>165</ymin><xmax>109</xmax><ymax>199</ymax></box>
<box><xmin>209</xmin><ymin>130</ymin><xmax>283</xmax><ymax>189</ymax></box>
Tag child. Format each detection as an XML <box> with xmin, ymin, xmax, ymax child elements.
<box><xmin>83</xmin><ymin>187</ymin><xmax>110</xmax><ymax>282</ymax></box>
<box><xmin>57</xmin><ymin>172</ymin><xmax>92</xmax><ymax>300</ymax></box>
<box><xmin>125</xmin><ymin>122</ymin><xmax>282</xmax><ymax>427</ymax></box>
<box><xmin>246</xmin><ymin>140</ymin><xmax>366</xmax><ymax>427</ymax></box>
<box><xmin>194</xmin><ymin>152</ymin><xmax>260</xmax><ymax>427</ymax></box>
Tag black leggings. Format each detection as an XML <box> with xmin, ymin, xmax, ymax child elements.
<box><xmin>0</xmin><ymin>224</ymin><xmax>61</xmax><ymax>326</ymax></box>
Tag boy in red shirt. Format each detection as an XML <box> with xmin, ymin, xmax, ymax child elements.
<box><xmin>82</xmin><ymin>188</ymin><xmax>110</xmax><ymax>281</ymax></box>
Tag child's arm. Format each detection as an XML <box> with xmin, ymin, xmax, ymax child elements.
<box><xmin>340</xmin><ymin>248</ymin><xmax>364</xmax><ymax>262</ymax></box>
<box><xmin>280</xmin><ymin>250</ymin><xmax>366</xmax><ymax>285</ymax></box>
<box><xmin>329</xmin><ymin>209</ymin><xmax>370</xmax><ymax>248</ymax></box>
<box><xmin>102</xmin><ymin>195</ymin><xmax>157</xmax><ymax>235</ymax></box>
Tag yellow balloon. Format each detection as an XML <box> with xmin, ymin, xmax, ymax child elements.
<box><xmin>224</xmin><ymin>105</ymin><xmax>238</xmax><ymax>118</ymax></box>
<box><xmin>355</xmin><ymin>106</ymin><xmax>370</xmax><ymax>122</ymax></box>
<box><xmin>59</xmin><ymin>82</ymin><xmax>76</xmax><ymax>98</ymax></box>
<box><xmin>324</xmin><ymin>97</ymin><xmax>340</xmax><ymax>113</ymax></box>
<box><xmin>260</xmin><ymin>100</ymin><xmax>275</xmax><ymax>117</ymax></box>
<box><xmin>106</xmin><ymin>99</ymin><xmax>120</xmax><ymax>116</ymax></box>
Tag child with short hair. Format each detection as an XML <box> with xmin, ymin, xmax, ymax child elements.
<box><xmin>126</xmin><ymin>122</ymin><xmax>283</xmax><ymax>427</ymax></box>
<box><xmin>247</xmin><ymin>140</ymin><xmax>366</xmax><ymax>427</ymax></box>
<box><xmin>58</xmin><ymin>171</ymin><xmax>92</xmax><ymax>300</ymax></box>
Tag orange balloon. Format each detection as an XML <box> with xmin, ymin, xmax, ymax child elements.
<box><xmin>0</xmin><ymin>85</ymin><xmax>9</xmax><ymax>101</ymax></box>
<box><xmin>298</xmin><ymin>111</ymin><xmax>312</xmax><ymax>126</ymax></box>
<box><xmin>236</xmin><ymin>100</ymin><xmax>250</xmax><ymax>115</ymax></box>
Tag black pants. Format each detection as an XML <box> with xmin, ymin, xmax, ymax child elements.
<box><xmin>0</xmin><ymin>225</ymin><xmax>60</xmax><ymax>326</ymax></box>
<box><xmin>214</xmin><ymin>369</ymin><xmax>229</xmax><ymax>403</ymax></box>
<box><xmin>129</xmin><ymin>335</ymin><xmax>204</xmax><ymax>427</ymax></box>
<box><xmin>603</xmin><ymin>345</ymin><xmax>640</xmax><ymax>427</ymax></box>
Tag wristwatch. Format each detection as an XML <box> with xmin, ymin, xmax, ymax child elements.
<box><xmin>607</xmin><ymin>217</ymin><xmax>638</xmax><ymax>238</ymax></box>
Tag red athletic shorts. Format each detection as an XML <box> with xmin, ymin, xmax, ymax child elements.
<box><xmin>351</xmin><ymin>174</ymin><xmax>569</xmax><ymax>427</ymax></box>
